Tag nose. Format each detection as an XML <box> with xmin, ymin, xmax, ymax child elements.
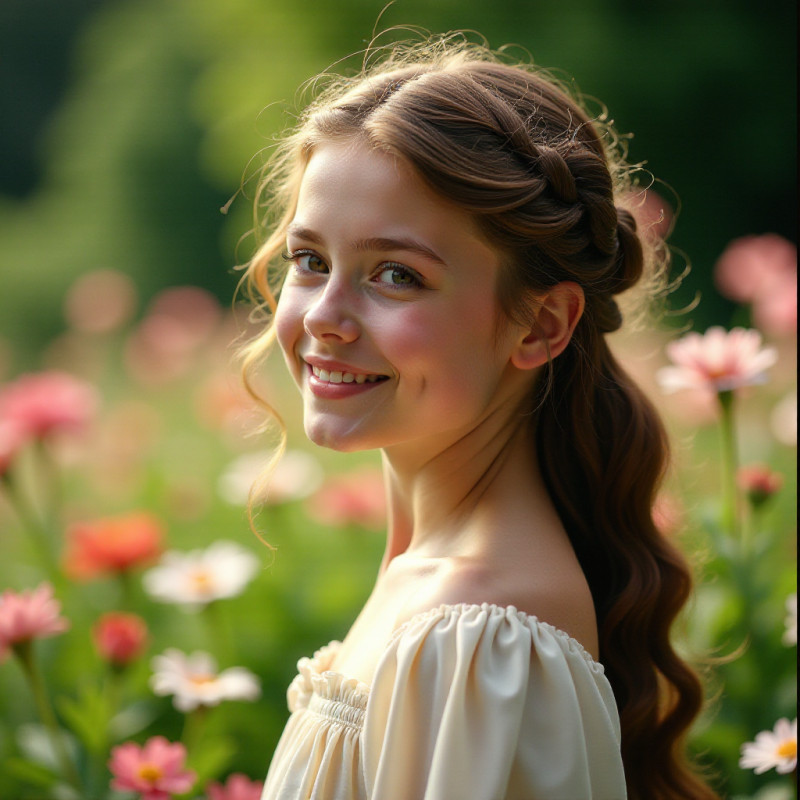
<box><xmin>302</xmin><ymin>276</ymin><xmax>361</xmax><ymax>343</ymax></box>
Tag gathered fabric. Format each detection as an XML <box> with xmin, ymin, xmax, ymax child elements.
<box><xmin>261</xmin><ymin>603</ymin><xmax>627</xmax><ymax>800</ymax></box>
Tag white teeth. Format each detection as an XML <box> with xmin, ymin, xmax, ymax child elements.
<box><xmin>311</xmin><ymin>365</ymin><xmax>382</xmax><ymax>385</ymax></box>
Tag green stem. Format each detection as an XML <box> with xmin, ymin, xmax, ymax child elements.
<box><xmin>36</xmin><ymin>438</ymin><xmax>64</xmax><ymax>535</ymax></box>
<box><xmin>717</xmin><ymin>390</ymin><xmax>742</xmax><ymax>545</ymax></box>
<box><xmin>1</xmin><ymin>474</ymin><xmax>61</xmax><ymax>584</ymax></box>
<box><xmin>14</xmin><ymin>640</ymin><xmax>82</xmax><ymax>792</ymax></box>
<box><xmin>181</xmin><ymin>706</ymin><xmax>208</xmax><ymax>752</ymax></box>
<box><xmin>202</xmin><ymin>601</ymin><xmax>234</xmax><ymax>662</ymax></box>
<box><xmin>117</xmin><ymin>571</ymin><xmax>136</xmax><ymax>610</ymax></box>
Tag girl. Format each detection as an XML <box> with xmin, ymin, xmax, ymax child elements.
<box><xmin>241</xmin><ymin>35</ymin><xmax>716</xmax><ymax>800</ymax></box>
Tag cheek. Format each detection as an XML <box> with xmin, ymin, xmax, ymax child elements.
<box><xmin>274</xmin><ymin>292</ymin><xmax>304</xmax><ymax>372</ymax></box>
<box><xmin>383</xmin><ymin>305</ymin><xmax>500</xmax><ymax>391</ymax></box>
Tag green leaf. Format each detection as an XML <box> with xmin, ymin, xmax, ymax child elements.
<box><xmin>15</xmin><ymin>723</ymin><xmax>77</xmax><ymax>773</ymax></box>
<box><xmin>108</xmin><ymin>700</ymin><xmax>161</xmax><ymax>740</ymax></box>
<box><xmin>56</xmin><ymin>685</ymin><xmax>110</xmax><ymax>754</ymax></box>
<box><xmin>3</xmin><ymin>755</ymin><xmax>60</xmax><ymax>788</ymax></box>
<box><xmin>185</xmin><ymin>734</ymin><xmax>236</xmax><ymax>787</ymax></box>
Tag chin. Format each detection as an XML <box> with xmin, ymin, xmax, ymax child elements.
<box><xmin>304</xmin><ymin>420</ymin><xmax>374</xmax><ymax>453</ymax></box>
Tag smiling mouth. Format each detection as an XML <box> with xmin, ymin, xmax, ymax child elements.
<box><xmin>310</xmin><ymin>365</ymin><xmax>389</xmax><ymax>385</ymax></box>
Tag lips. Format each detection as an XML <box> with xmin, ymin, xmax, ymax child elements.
<box><xmin>302</xmin><ymin>358</ymin><xmax>390</xmax><ymax>398</ymax></box>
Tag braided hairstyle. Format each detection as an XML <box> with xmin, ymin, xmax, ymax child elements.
<box><xmin>243</xmin><ymin>38</ymin><xmax>717</xmax><ymax>800</ymax></box>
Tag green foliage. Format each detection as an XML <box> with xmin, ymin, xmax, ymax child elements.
<box><xmin>0</xmin><ymin>0</ymin><xmax>796</xmax><ymax>362</ymax></box>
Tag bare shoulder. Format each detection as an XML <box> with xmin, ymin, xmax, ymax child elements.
<box><xmin>399</xmin><ymin>552</ymin><xmax>599</xmax><ymax>660</ymax></box>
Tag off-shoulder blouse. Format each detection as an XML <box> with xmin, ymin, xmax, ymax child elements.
<box><xmin>261</xmin><ymin>602</ymin><xmax>627</xmax><ymax>799</ymax></box>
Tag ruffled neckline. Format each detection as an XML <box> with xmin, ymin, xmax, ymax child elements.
<box><xmin>389</xmin><ymin>602</ymin><xmax>605</xmax><ymax>673</ymax></box>
<box><xmin>287</xmin><ymin>641</ymin><xmax>370</xmax><ymax>713</ymax></box>
<box><xmin>287</xmin><ymin>602</ymin><xmax>605</xmax><ymax>715</ymax></box>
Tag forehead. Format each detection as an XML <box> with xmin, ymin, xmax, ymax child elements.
<box><xmin>291</xmin><ymin>139</ymin><xmax>497</xmax><ymax>266</ymax></box>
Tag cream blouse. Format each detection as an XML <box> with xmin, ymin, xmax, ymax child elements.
<box><xmin>261</xmin><ymin>603</ymin><xmax>627</xmax><ymax>800</ymax></box>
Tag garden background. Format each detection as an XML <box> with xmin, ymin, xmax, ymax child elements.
<box><xmin>0</xmin><ymin>0</ymin><xmax>796</xmax><ymax>798</ymax></box>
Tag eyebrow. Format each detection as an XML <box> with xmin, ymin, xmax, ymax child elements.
<box><xmin>286</xmin><ymin>224</ymin><xmax>448</xmax><ymax>268</ymax></box>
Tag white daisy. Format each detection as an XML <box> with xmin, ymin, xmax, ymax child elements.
<box><xmin>142</xmin><ymin>540</ymin><xmax>259</xmax><ymax>610</ymax></box>
<box><xmin>739</xmin><ymin>718</ymin><xmax>797</xmax><ymax>775</ymax></box>
<box><xmin>217</xmin><ymin>449</ymin><xmax>324</xmax><ymax>506</ymax></box>
<box><xmin>150</xmin><ymin>648</ymin><xmax>261</xmax><ymax>712</ymax></box>
<box><xmin>783</xmin><ymin>593</ymin><xmax>797</xmax><ymax>646</ymax></box>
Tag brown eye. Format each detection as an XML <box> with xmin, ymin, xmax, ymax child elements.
<box><xmin>284</xmin><ymin>251</ymin><xmax>328</xmax><ymax>273</ymax></box>
<box><xmin>374</xmin><ymin>264</ymin><xmax>422</xmax><ymax>288</ymax></box>
<box><xmin>306</xmin><ymin>254</ymin><xmax>327</xmax><ymax>272</ymax></box>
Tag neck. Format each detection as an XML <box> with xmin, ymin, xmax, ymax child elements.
<box><xmin>379</xmin><ymin>397</ymin><xmax>546</xmax><ymax>570</ymax></box>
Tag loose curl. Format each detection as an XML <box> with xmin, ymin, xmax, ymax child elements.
<box><xmin>241</xmin><ymin>34</ymin><xmax>716</xmax><ymax>800</ymax></box>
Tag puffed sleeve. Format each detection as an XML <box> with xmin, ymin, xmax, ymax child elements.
<box><xmin>361</xmin><ymin>603</ymin><xmax>627</xmax><ymax>800</ymax></box>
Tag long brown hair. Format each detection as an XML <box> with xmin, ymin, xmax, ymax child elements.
<box><xmin>241</xmin><ymin>35</ymin><xmax>716</xmax><ymax>800</ymax></box>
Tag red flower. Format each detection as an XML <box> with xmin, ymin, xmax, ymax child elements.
<box><xmin>92</xmin><ymin>612</ymin><xmax>148</xmax><ymax>666</ymax></box>
<box><xmin>0</xmin><ymin>371</ymin><xmax>98</xmax><ymax>439</ymax></box>
<box><xmin>737</xmin><ymin>463</ymin><xmax>784</xmax><ymax>508</ymax></box>
<box><xmin>207</xmin><ymin>773</ymin><xmax>264</xmax><ymax>800</ymax></box>
<box><xmin>0</xmin><ymin>583</ymin><xmax>69</xmax><ymax>660</ymax></box>
<box><xmin>109</xmin><ymin>736</ymin><xmax>196</xmax><ymax>800</ymax></box>
<box><xmin>63</xmin><ymin>512</ymin><xmax>164</xmax><ymax>581</ymax></box>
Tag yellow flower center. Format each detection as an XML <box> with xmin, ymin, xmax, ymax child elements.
<box><xmin>138</xmin><ymin>762</ymin><xmax>164</xmax><ymax>782</ymax></box>
<box><xmin>776</xmin><ymin>739</ymin><xmax>797</xmax><ymax>760</ymax></box>
<box><xmin>189</xmin><ymin>673</ymin><xmax>217</xmax><ymax>687</ymax></box>
<box><xmin>191</xmin><ymin>569</ymin><xmax>214</xmax><ymax>594</ymax></box>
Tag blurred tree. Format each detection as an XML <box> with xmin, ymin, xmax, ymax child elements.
<box><xmin>0</xmin><ymin>0</ymin><xmax>107</xmax><ymax>198</ymax></box>
<box><xmin>0</xmin><ymin>0</ymin><xmax>795</xmax><ymax>363</ymax></box>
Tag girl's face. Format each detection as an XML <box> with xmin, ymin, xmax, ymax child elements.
<box><xmin>275</xmin><ymin>139</ymin><xmax>532</xmax><ymax>456</ymax></box>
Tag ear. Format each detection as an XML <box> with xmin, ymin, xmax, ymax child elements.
<box><xmin>510</xmin><ymin>282</ymin><xmax>585</xmax><ymax>370</ymax></box>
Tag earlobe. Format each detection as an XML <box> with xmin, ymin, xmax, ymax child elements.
<box><xmin>510</xmin><ymin>282</ymin><xmax>585</xmax><ymax>370</ymax></box>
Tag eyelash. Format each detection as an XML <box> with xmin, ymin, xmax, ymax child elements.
<box><xmin>282</xmin><ymin>250</ymin><xmax>425</xmax><ymax>290</ymax></box>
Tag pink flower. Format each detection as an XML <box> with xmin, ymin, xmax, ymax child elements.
<box><xmin>0</xmin><ymin>583</ymin><xmax>69</xmax><ymax>659</ymax></box>
<box><xmin>715</xmin><ymin>234</ymin><xmax>796</xmax><ymax>303</ymax></box>
<box><xmin>124</xmin><ymin>287</ymin><xmax>221</xmax><ymax>385</ymax></box>
<box><xmin>0</xmin><ymin>419</ymin><xmax>28</xmax><ymax>477</ymax></box>
<box><xmin>656</xmin><ymin>327</ymin><xmax>778</xmax><ymax>394</ymax></box>
<box><xmin>206</xmin><ymin>773</ymin><xmax>264</xmax><ymax>800</ymax></box>
<box><xmin>752</xmin><ymin>268</ymin><xmax>797</xmax><ymax>336</ymax></box>
<box><xmin>737</xmin><ymin>463</ymin><xmax>783</xmax><ymax>508</ymax></box>
<box><xmin>0</xmin><ymin>371</ymin><xmax>98</xmax><ymax>439</ymax></box>
<box><xmin>92</xmin><ymin>612</ymin><xmax>149</xmax><ymax>666</ymax></box>
<box><xmin>714</xmin><ymin>234</ymin><xmax>797</xmax><ymax>337</ymax></box>
<box><xmin>306</xmin><ymin>467</ymin><xmax>387</xmax><ymax>530</ymax></box>
<box><xmin>109</xmin><ymin>736</ymin><xmax>196</xmax><ymax>800</ymax></box>
<box><xmin>652</xmin><ymin>492</ymin><xmax>683</xmax><ymax>537</ymax></box>
<box><xmin>63</xmin><ymin>512</ymin><xmax>164</xmax><ymax>581</ymax></box>
<box><xmin>64</xmin><ymin>269</ymin><xmax>138</xmax><ymax>334</ymax></box>
<box><xmin>627</xmin><ymin>188</ymin><xmax>674</xmax><ymax>241</ymax></box>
